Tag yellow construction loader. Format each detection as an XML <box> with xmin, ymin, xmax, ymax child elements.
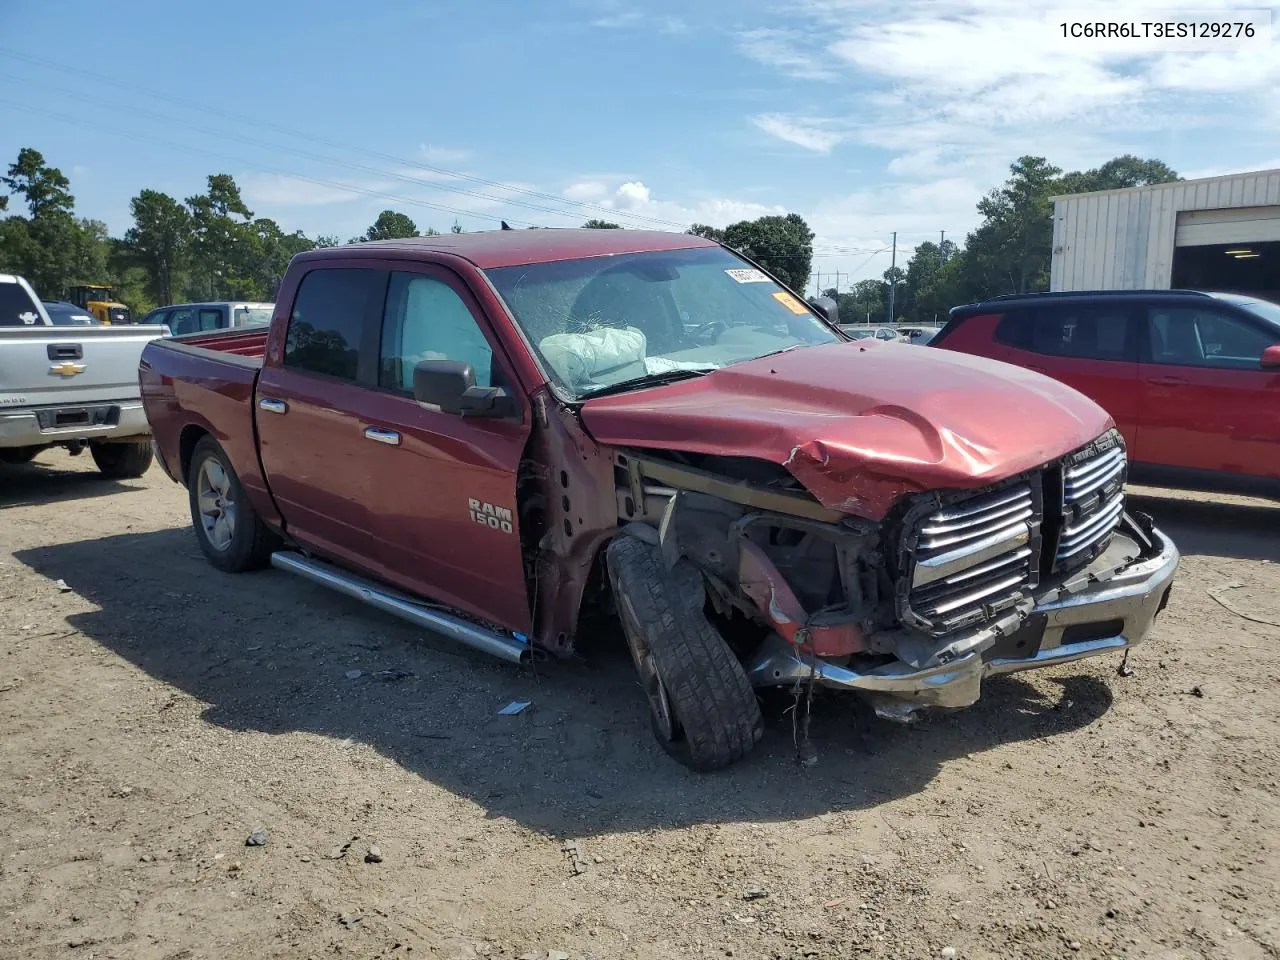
<box><xmin>66</xmin><ymin>284</ymin><xmax>132</xmax><ymax>325</ymax></box>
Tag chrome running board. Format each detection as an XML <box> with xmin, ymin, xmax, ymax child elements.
<box><xmin>269</xmin><ymin>552</ymin><xmax>531</xmax><ymax>665</ymax></box>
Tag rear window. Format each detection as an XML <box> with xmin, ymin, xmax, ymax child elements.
<box><xmin>233</xmin><ymin>306</ymin><xmax>273</xmax><ymax>328</ymax></box>
<box><xmin>997</xmin><ymin>304</ymin><xmax>1132</xmax><ymax>361</ymax></box>
<box><xmin>0</xmin><ymin>282</ymin><xmax>42</xmax><ymax>326</ymax></box>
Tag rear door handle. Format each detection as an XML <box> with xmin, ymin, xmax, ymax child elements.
<box><xmin>1148</xmin><ymin>376</ymin><xmax>1187</xmax><ymax>386</ymax></box>
<box><xmin>364</xmin><ymin>426</ymin><xmax>401</xmax><ymax>446</ymax></box>
<box><xmin>258</xmin><ymin>398</ymin><xmax>288</xmax><ymax>414</ymax></box>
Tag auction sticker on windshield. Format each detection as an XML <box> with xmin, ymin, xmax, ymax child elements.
<box><xmin>725</xmin><ymin>268</ymin><xmax>771</xmax><ymax>284</ymax></box>
<box><xmin>772</xmin><ymin>291</ymin><xmax>809</xmax><ymax>315</ymax></box>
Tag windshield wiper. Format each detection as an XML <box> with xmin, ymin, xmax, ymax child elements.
<box><xmin>579</xmin><ymin>368</ymin><xmax>713</xmax><ymax>400</ymax></box>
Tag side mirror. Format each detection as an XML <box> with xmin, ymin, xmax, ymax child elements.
<box><xmin>1262</xmin><ymin>344</ymin><xmax>1280</xmax><ymax>369</ymax></box>
<box><xmin>412</xmin><ymin>359</ymin><xmax>515</xmax><ymax>418</ymax></box>
<box><xmin>808</xmin><ymin>295</ymin><xmax>839</xmax><ymax>326</ymax></box>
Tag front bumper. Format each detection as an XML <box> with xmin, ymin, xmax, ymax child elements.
<box><xmin>0</xmin><ymin>401</ymin><xmax>150</xmax><ymax>449</ymax></box>
<box><xmin>745</xmin><ymin>512</ymin><xmax>1179</xmax><ymax>716</ymax></box>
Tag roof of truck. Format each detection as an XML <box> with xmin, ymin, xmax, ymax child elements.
<box><xmin>300</xmin><ymin>228</ymin><xmax>718</xmax><ymax>270</ymax></box>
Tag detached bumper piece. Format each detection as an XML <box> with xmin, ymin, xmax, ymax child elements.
<box><xmin>745</xmin><ymin>512</ymin><xmax>1178</xmax><ymax>719</ymax></box>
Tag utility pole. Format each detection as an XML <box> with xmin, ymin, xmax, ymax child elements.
<box><xmin>940</xmin><ymin>230</ymin><xmax>946</xmax><ymax>263</ymax></box>
<box><xmin>886</xmin><ymin>231</ymin><xmax>898</xmax><ymax>324</ymax></box>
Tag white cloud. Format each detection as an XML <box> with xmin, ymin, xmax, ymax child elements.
<box><xmin>563</xmin><ymin>180</ymin><xmax>610</xmax><ymax>201</ymax></box>
<box><xmin>591</xmin><ymin>10</ymin><xmax>686</xmax><ymax>33</ymax></box>
<box><xmin>418</xmin><ymin>144</ymin><xmax>472</xmax><ymax>164</ymax></box>
<box><xmin>736</xmin><ymin>28</ymin><xmax>838</xmax><ymax>81</ymax></box>
<box><xmin>751</xmin><ymin>114</ymin><xmax>846</xmax><ymax>153</ymax></box>
<box><xmin>615</xmin><ymin>181</ymin><xmax>651</xmax><ymax>207</ymax></box>
<box><xmin>591</xmin><ymin>10</ymin><xmax>643</xmax><ymax>28</ymax></box>
<box><xmin>729</xmin><ymin>0</ymin><xmax>1280</xmax><ymax>290</ymax></box>
<box><xmin>241</xmin><ymin>173</ymin><xmax>389</xmax><ymax>208</ymax></box>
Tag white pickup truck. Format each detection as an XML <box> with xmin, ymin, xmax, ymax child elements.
<box><xmin>0</xmin><ymin>273</ymin><xmax>169</xmax><ymax>477</ymax></box>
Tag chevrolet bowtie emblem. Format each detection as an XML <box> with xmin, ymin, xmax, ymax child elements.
<box><xmin>50</xmin><ymin>361</ymin><xmax>86</xmax><ymax>378</ymax></box>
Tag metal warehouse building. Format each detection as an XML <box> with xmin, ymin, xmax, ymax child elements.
<box><xmin>1051</xmin><ymin>168</ymin><xmax>1280</xmax><ymax>302</ymax></box>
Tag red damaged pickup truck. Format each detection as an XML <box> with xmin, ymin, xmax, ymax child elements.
<box><xmin>140</xmin><ymin>229</ymin><xmax>1179</xmax><ymax>770</ymax></box>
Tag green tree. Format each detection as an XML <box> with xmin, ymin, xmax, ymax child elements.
<box><xmin>122</xmin><ymin>189</ymin><xmax>192</xmax><ymax>305</ymax></box>
<box><xmin>450</xmin><ymin>219</ymin><xmax>464</xmax><ymax>234</ymax></box>
<box><xmin>689</xmin><ymin>213</ymin><xmax>814</xmax><ymax>291</ymax></box>
<box><xmin>961</xmin><ymin>156</ymin><xmax>1064</xmax><ymax>295</ymax></box>
<box><xmin>2</xmin><ymin>147</ymin><xmax>73</xmax><ymax>218</ymax></box>
<box><xmin>1057</xmin><ymin>155</ymin><xmax>1179</xmax><ymax>195</ymax></box>
<box><xmin>361</xmin><ymin>209</ymin><xmax>418</xmax><ymax>242</ymax></box>
<box><xmin>583</xmin><ymin>218</ymin><xmax>621</xmax><ymax>229</ymax></box>
<box><xmin>313</xmin><ymin>234</ymin><xmax>343</xmax><ymax>248</ymax></box>
<box><xmin>186</xmin><ymin>174</ymin><xmax>255</xmax><ymax>300</ymax></box>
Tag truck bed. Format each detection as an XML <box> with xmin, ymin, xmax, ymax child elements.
<box><xmin>139</xmin><ymin>326</ymin><xmax>269</xmax><ymax>500</ymax></box>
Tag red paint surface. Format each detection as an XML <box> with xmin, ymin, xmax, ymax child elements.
<box><xmin>581</xmin><ymin>340</ymin><xmax>1112</xmax><ymax>520</ymax></box>
<box><xmin>936</xmin><ymin>308</ymin><xmax>1280</xmax><ymax>480</ymax></box>
<box><xmin>302</xmin><ymin>228</ymin><xmax>716</xmax><ymax>270</ymax></box>
<box><xmin>1136</xmin><ymin>360</ymin><xmax>1280</xmax><ymax>477</ymax></box>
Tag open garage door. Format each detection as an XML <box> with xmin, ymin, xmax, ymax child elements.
<box><xmin>1175</xmin><ymin>206</ymin><xmax>1280</xmax><ymax>247</ymax></box>
<box><xmin>1173</xmin><ymin>206</ymin><xmax>1280</xmax><ymax>300</ymax></box>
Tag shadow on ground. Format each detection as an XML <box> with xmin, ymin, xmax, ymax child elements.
<box><xmin>0</xmin><ymin>459</ymin><xmax>147</xmax><ymax>508</ymax></box>
<box><xmin>1127</xmin><ymin>488</ymin><xmax>1280</xmax><ymax>564</ymax></box>
<box><xmin>16</xmin><ymin>527</ymin><xmax>1117</xmax><ymax>837</ymax></box>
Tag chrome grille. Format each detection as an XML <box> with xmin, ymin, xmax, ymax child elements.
<box><xmin>1055</xmin><ymin>437</ymin><xmax>1126</xmax><ymax>571</ymax></box>
<box><xmin>907</xmin><ymin>483</ymin><xmax>1039</xmax><ymax>635</ymax></box>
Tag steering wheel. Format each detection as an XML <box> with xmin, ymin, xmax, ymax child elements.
<box><xmin>688</xmin><ymin>320</ymin><xmax>726</xmax><ymax>345</ymax></box>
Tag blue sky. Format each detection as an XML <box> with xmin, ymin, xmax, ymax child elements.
<box><xmin>3</xmin><ymin>0</ymin><xmax>1279</xmax><ymax>292</ymax></box>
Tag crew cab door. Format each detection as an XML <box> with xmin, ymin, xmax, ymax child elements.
<box><xmin>255</xmin><ymin>266</ymin><xmax>389</xmax><ymax>570</ymax></box>
<box><xmin>1136</xmin><ymin>303</ymin><xmax>1280</xmax><ymax>479</ymax></box>
<box><xmin>357</xmin><ymin>265</ymin><xmax>533</xmax><ymax>634</ymax></box>
<box><xmin>994</xmin><ymin>303</ymin><xmax>1141</xmax><ymax>449</ymax></box>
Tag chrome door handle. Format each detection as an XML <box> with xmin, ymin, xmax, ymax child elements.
<box><xmin>364</xmin><ymin>426</ymin><xmax>401</xmax><ymax>446</ymax></box>
<box><xmin>258</xmin><ymin>398</ymin><xmax>288</xmax><ymax>414</ymax></box>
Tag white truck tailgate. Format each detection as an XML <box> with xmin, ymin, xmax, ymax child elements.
<box><xmin>0</xmin><ymin>325</ymin><xmax>169</xmax><ymax>408</ymax></box>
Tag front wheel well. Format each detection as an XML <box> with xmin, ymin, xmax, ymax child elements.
<box><xmin>178</xmin><ymin>425</ymin><xmax>210</xmax><ymax>486</ymax></box>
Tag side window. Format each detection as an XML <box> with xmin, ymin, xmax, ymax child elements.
<box><xmin>197</xmin><ymin>307</ymin><xmax>223</xmax><ymax>331</ymax></box>
<box><xmin>994</xmin><ymin>311</ymin><xmax>1029</xmax><ymax>348</ymax></box>
<box><xmin>1147</xmin><ymin>307</ymin><xmax>1276</xmax><ymax>369</ymax></box>
<box><xmin>379</xmin><ymin>272</ymin><xmax>493</xmax><ymax>392</ymax></box>
<box><xmin>167</xmin><ymin>308</ymin><xmax>195</xmax><ymax>336</ymax></box>
<box><xmin>284</xmin><ymin>268</ymin><xmax>383</xmax><ymax>381</ymax></box>
<box><xmin>1026</xmin><ymin>305</ymin><xmax>1131</xmax><ymax>361</ymax></box>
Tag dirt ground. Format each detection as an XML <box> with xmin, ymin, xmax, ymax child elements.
<box><xmin>1</xmin><ymin>451</ymin><xmax>1277</xmax><ymax>960</ymax></box>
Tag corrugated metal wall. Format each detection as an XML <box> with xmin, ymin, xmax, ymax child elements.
<box><xmin>1051</xmin><ymin>169</ymin><xmax>1280</xmax><ymax>291</ymax></box>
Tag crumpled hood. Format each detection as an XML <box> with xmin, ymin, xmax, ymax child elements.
<box><xmin>579</xmin><ymin>339</ymin><xmax>1113</xmax><ymax>520</ymax></box>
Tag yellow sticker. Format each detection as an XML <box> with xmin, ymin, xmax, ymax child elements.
<box><xmin>772</xmin><ymin>290</ymin><xmax>809</xmax><ymax>316</ymax></box>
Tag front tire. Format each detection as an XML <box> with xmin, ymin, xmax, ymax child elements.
<box><xmin>188</xmin><ymin>436</ymin><xmax>277</xmax><ymax>572</ymax></box>
<box><xmin>606</xmin><ymin>535</ymin><xmax>764</xmax><ymax>771</ymax></box>
<box><xmin>90</xmin><ymin>439</ymin><xmax>153</xmax><ymax>478</ymax></box>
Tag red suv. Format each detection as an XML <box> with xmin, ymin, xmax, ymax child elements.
<box><xmin>931</xmin><ymin>290</ymin><xmax>1280</xmax><ymax>496</ymax></box>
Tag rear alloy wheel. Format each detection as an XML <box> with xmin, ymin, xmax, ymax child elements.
<box><xmin>606</xmin><ymin>535</ymin><xmax>764</xmax><ymax>771</ymax></box>
<box><xmin>90</xmin><ymin>440</ymin><xmax>153</xmax><ymax>478</ymax></box>
<box><xmin>187</xmin><ymin>436</ymin><xmax>277</xmax><ymax>573</ymax></box>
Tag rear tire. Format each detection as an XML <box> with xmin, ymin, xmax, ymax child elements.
<box><xmin>188</xmin><ymin>436</ymin><xmax>277</xmax><ymax>572</ymax></box>
<box><xmin>0</xmin><ymin>446</ymin><xmax>41</xmax><ymax>465</ymax></box>
<box><xmin>90</xmin><ymin>439</ymin><xmax>153</xmax><ymax>478</ymax></box>
<box><xmin>606</xmin><ymin>535</ymin><xmax>764</xmax><ymax>771</ymax></box>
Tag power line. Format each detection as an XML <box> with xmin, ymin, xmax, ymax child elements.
<box><xmin>0</xmin><ymin>97</ymin><xmax>548</xmax><ymax>229</ymax></box>
<box><xmin>0</xmin><ymin>49</ymin><xmax>692</xmax><ymax>231</ymax></box>
<box><xmin>0</xmin><ymin>72</ymin><xmax>685</xmax><ymax>232</ymax></box>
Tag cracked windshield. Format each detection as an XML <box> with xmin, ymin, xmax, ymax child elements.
<box><xmin>487</xmin><ymin>246</ymin><xmax>839</xmax><ymax>398</ymax></box>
